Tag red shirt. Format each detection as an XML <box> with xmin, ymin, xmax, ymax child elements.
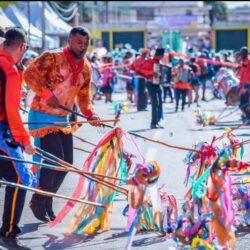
<box><xmin>0</xmin><ymin>49</ymin><xmax>30</xmax><ymax>147</ymax></box>
<box><xmin>139</xmin><ymin>58</ymin><xmax>159</xmax><ymax>81</ymax></box>
<box><xmin>239</xmin><ymin>57</ymin><xmax>250</xmax><ymax>88</ymax></box>
<box><xmin>130</xmin><ymin>56</ymin><xmax>146</xmax><ymax>76</ymax></box>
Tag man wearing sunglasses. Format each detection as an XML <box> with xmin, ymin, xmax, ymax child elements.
<box><xmin>0</xmin><ymin>27</ymin><xmax>36</xmax><ymax>250</ymax></box>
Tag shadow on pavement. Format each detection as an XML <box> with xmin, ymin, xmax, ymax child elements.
<box><xmin>42</xmin><ymin>233</ymin><xmax>95</xmax><ymax>249</ymax></box>
<box><xmin>237</xmin><ymin>133</ymin><xmax>250</xmax><ymax>137</ymax></box>
<box><xmin>235</xmin><ymin>226</ymin><xmax>250</xmax><ymax>237</ymax></box>
<box><xmin>104</xmin><ymin>231</ymin><xmax>129</xmax><ymax>240</ymax></box>
<box><xmin>164</xmin><ymin>111</ymin><xmax>177</xmax><ymax>115</ymax></box>
<box><xmin>132</xmin><ymin>235</ymin><xmax>167</xmax><ymax>247</ymax></box>
<box><xmin>128</xmin><ymin>128</ymin><xmax>153</xmax><ymax>133</ymax></box>
<box><xmin>187</xmin><ymin>127</ymin><xmax>226</xmax><ymax>132</ymax></box>
<box><xmin>20</xmin><ymin>223</ymin><xmax>44</xmax><ymax>235</ymax></box>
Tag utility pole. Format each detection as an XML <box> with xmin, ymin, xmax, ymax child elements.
<box><xmin>92</xmin><ymin>1</ymin><xmax>97</xmax><ymax>47</ymax></box>
<box><xmin>41</xmin><ymin>1</ymin><xmax>45</xmax><ymax>52</ymax></box>
<box><xmin>27</xmin><ymin>1</ymin><xmax>30</xmax><ymax>47</ymax></box>
<box><xmin>75</xmin><ymin>2</ymin><xmax>80</xmax><ymax>26</ymax></box>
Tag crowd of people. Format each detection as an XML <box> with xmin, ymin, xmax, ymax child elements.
<box><xmin>0</xmin><ymin>23</ymin><xmax>249</xmax><ymax>250</ymax></box>
<box><xmin>87</xmin><ymin>43</ymin><xmax>250</xmax><ymax>128</ymax></box>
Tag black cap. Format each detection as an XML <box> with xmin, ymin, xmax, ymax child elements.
<box><xmin>240</xmin><ymin>46</ymin><xmax>248</xmax><ymax>53</ymax></box>
<box><xmin>240</xmin><ymin>46</ymin><xmax>249</xmax><ymax>58</ymax></box>
<box><xmin>155</xmin><ymin>48</ymin><xmax>165</xmax><ymax>56</ymax></box>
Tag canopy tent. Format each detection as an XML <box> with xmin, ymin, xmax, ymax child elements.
<box><xmin>5</xmin><ymin>4</ymin><xmax>58</xmax><ymax>49</ymax></box>
<box><xmin>17</xmin><ymin>2</ymin><xmax>71</xmax><ymax>36</ymax></box>
<box><xmin>0</xmin><ymin>7</ymin><xmax>43</xmax><ymax>49</ymax></box>
<box><xmin>0</xmin><ymin>7</ymin><xmax>14</xmax><ymax>28</ymax></box>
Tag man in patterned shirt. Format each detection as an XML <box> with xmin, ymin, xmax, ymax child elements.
<box><xmin>24</xmin><ymin>26</ymin><xmax>101</xmax><ymax>222</ymax></box>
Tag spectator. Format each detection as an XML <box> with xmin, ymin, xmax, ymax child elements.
<box><xmin>172</xmin><ymin>58</ymin><xmax>192</xmax><ymax>112</ymax></box>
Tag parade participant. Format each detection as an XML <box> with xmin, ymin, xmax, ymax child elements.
<box><xmin>188</xmin><ymin>57</ymin><xmax>201</xmax><ymax>107</ymax></box>
<box><xmin>172</xmin><ymin>58</ymin><xmax>192</xmax><ymax>112</ymax></box>
<box><xmin>213</xmin><ymin>54</ymin><xmax>223</xmax><ymax>75</ymax></box>
<box><xmin>160</xmin><ymin>53</ymin><xmax>174</xmax><ymax>103</ymax></box>
<box><xmin>130</xmin><ymin>48</ymin><xmax>149</xmax><ymax>111</ymax></box>
<box><xmin>90</xmin><ymin>54</ymin><xmax>102</xmax><ymax>103</ymax></box>
<box><xmin>234</xmin><ymin>51</ymin><xmax>242</xmax><ymax>77</ymax></box>
<box><xmin>23</xmin><ymin>26</ymin><xmax>101</xmax><ymax>223</ymax></box>
<box><xmin>123</xmin><ymin>66</ymin><xmax>134</xmax><ymax>103</ymax></box>
<box><xmin>100</xmin><ymin>54</ymin><xmax>114</xmax><ymax>104</ymax></box>
<box><xmin>140</xmin><ymin>48</ymin><xmax>165</xmax><ymax>129</ymax></box>
<box><xmin>197</xmin><ymin>52</ymin><xmax>214</xmax><ymax>102</ymax></box>
<box><xmin>0</xmin><ymin>28</ymin><xmax>36</xmax><ymax>250</ymax></box>
<box><xmin>238</xmin><ymin>47</ymin><xmax>250</xmax><ymax>120</ymax></box>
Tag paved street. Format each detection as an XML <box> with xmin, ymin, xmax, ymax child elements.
<box><xmin>1</xmin><ymin>91</ymin><xmax>250</xmax><ymax>249</ymax></box>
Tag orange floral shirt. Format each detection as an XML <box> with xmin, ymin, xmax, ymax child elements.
<box><xmin>23</xmin><ymin>50</ymin><xmax>93</xmax><ymax>117</ymax></box>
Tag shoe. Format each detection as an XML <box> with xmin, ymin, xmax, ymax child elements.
<box><xmin>201</xmin><ymin>97</ymin><xmax>208</xmax><ymax>102</ymax></box>
<box><xmin>29</xmin><ymin>200</ymin><xmax>50</xmax><ymax>223</ymax></box>
<box><xmin>175</xmin><ymin>107</ymin><xmax>178</xmax><ymax>112</ymax></box>
<box><xmin>45</xmin><ymin>198</ymin><xmax>56</xmax><ymax>221</ymax></box>
<box><xmin>46</xmin><ymin>208</ymin><xmax>56</xmax><ymax>221</ymax></box>
<box><xmin>0</xmin><ymin>235</ymin><xmax>31</xmax><ymax>250</ymax></box>
<box><xmin>157</xmin><ymin>124</ymin><xmax>164</xmax><ymax>129</ymax></box>
<box><xmin>150</xmin><ymin>123</ymin><xmax>164</xmax><ymax>129</ymax></box>
<box><xmin>47</xmin><ymin>212</ymin><xmax>56</xmax><ymax>221</ymax></box>
<box><xmin>182</xmin><ymin>107</ymin><xmax>185</xmax><ymax>112</ymax></box>
<box><xmin>150</xmin><ymin>124</ymin><xmax>158</xmax><ymax>129</ymax></box>
<box><xmin>46</xmin><ymin>207</ymin><xmax>56</xmax><ymax>221</ymax></box>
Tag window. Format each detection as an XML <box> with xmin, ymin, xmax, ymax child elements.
<box><xmin>137</xmin><ymin>8</ymin><xmax>154</xmax><ymax>21</ymax></box>
<box><xmin>186</xmin><ymin>9</ymin><xmax>192</xmax><ymax>16</ymax></box>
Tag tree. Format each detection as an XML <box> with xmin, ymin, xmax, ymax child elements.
<box><xmin>0</xmin><ymin>1</ymin><xmax>16</xmax><ymax>9</ymax></box>
<box><xmin>205</xmin><ymin>1</ymin><xmax>228</xmax><ymax>26</ymax></box>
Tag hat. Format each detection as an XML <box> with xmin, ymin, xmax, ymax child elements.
<box><xmin>0</xmin><ymin>37</ymin><xmax>5</xmax><ymax>44</ymax></box>
<box><xmin>155</xmin><ymin>48</ymin><xmax>165</xmax><ymax>56</ymax></box>
<box><xmin>140</xmin><ymin>48</ymin><xmax>149</xmax><ymax>55</ymax></box>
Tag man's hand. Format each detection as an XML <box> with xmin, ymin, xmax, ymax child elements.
<box><xmin>25</xmin><ymin>144</ymin><xmax>36</xmax><ymax>155</ymax></box>
<box><xmin>47</xmin><ymin>95</ymin><xmax>59</xmax><ymax>108</ymax></box>
<box><xmin>87</xmin><ymin>114</ymin><xmax>102</xmax><ymax>127</ymax></box>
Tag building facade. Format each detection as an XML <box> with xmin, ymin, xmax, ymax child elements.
<box><xmin>81</xmin><ymin>1</ymin><xmax>211</xmax><ymax>52</ymax></box>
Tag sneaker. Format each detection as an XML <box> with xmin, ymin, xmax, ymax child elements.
<box><xmin>45</xmin><ymin>199</ymin><xmax>56</xmax><ymax>221</ymax></box>
<box><xmin>0</xmin><ymin>235</ymin><xmax>31</xmax><ymax>250</ymax></box>
<box><xmin>157</xmin><ymin>123</ymin><xmax>164</xmax><ymax>129</ymax></box>
<box><xmin>150</xmin><ymin>123</ymin><xmax>164</xmax><ymax>129</ymax></box>
<box><xmin>29</xmin><ymin>200</ymin><xmax>50</xmax><ymax>223</ymax></box>
<box><xmin>201</xmin><ymin>97</ymin><xmax>208</xmax><ymax>102</ymax></box>
<box><xmin>150</xmin><ymin>124</ymin><xmax>159</xmax><ymax>129</ymax></box>
<box><xmin>46</xmin><ymin>209</ymin><xmax>56</xmax><ymax>221</ymax></box>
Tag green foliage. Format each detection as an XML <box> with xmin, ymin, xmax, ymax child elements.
<box><xmin>0</xmin><ymin>1</ymin><xmax>16</xmax><ymax>9</ymax></box>
<box><xmin>205</xmin><ymin>1</ymin><xmax>228</xmax><ymax>26</ymax></box>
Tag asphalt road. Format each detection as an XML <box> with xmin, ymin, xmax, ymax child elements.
<box><xmin>0</xmin><ymin>91</ymin><xmax>250</xmax><ymax>250</ymax></box>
